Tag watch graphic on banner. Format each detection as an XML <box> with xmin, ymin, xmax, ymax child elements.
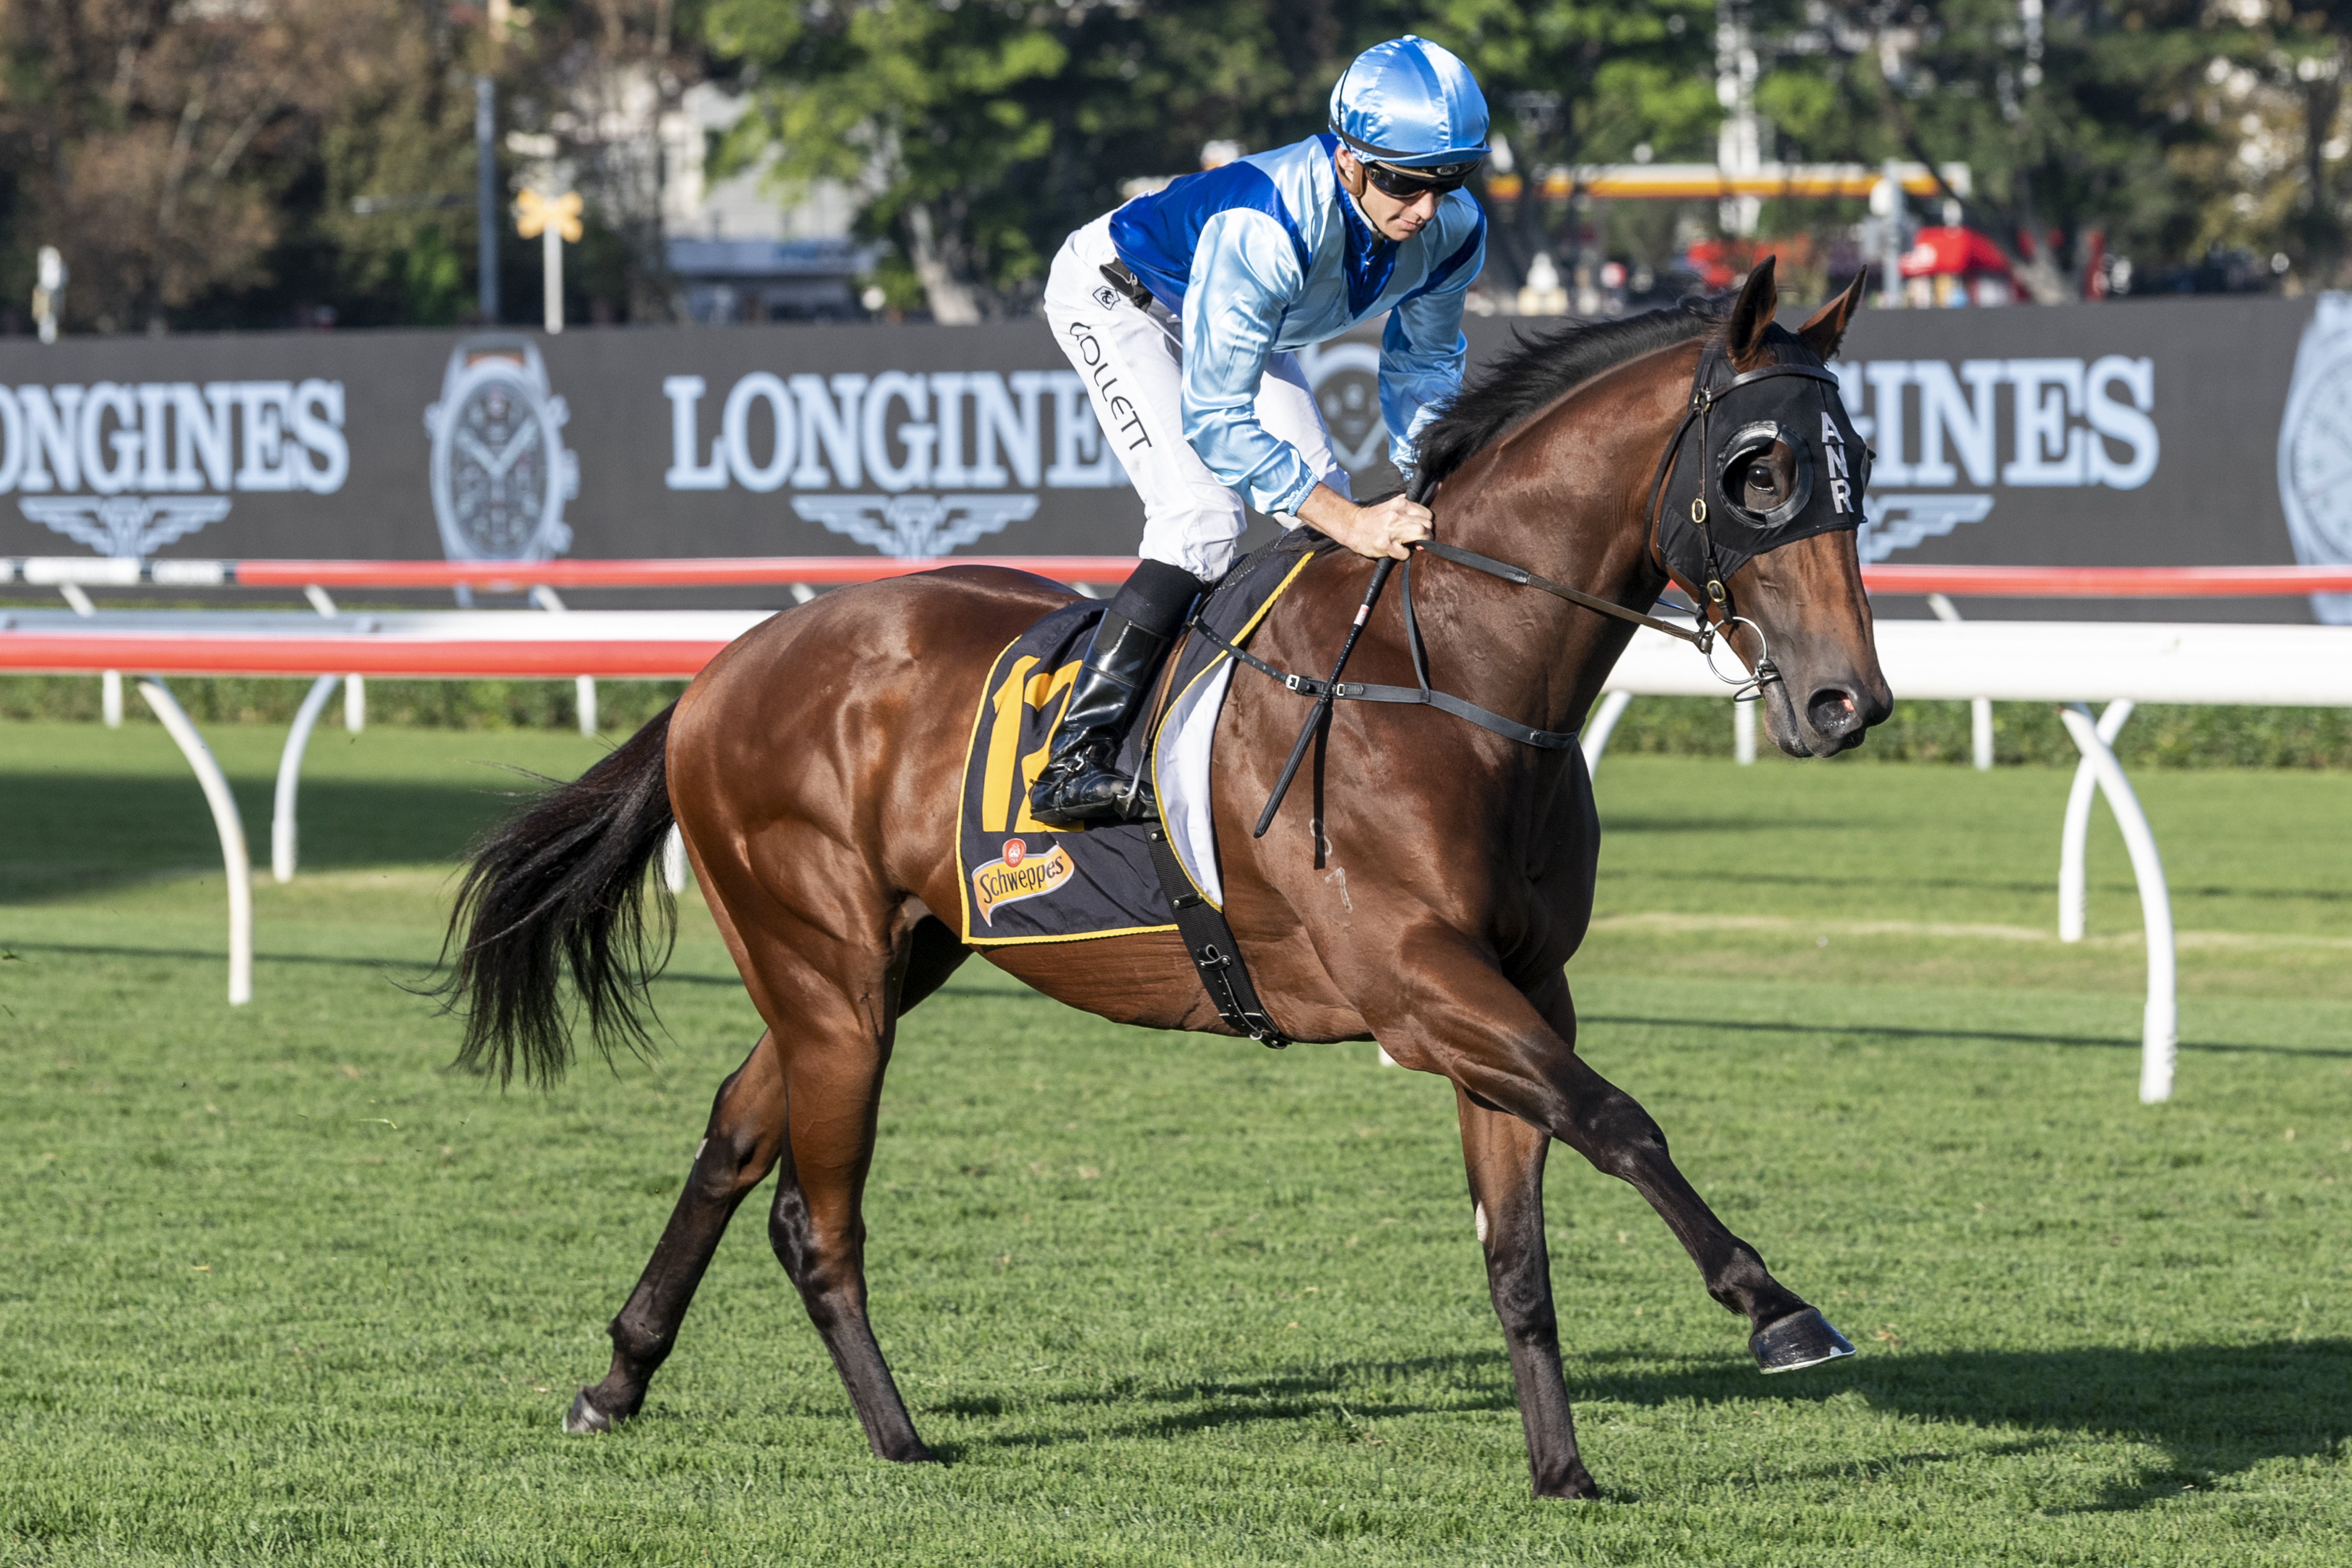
<box><xmin>424</xmin><ymin>332</ymin><xmax>580</xmax><ymax>562</ymax></box>
<box><xmin>2276</xmin><ymin>293</ymin><xmax>2352</xmax><ymax>625</ymax></box>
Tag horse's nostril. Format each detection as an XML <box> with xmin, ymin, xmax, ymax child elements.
<box><xmin>1808</xmin><ymin>688</ymin><xmax>1860</xmax><ymax>736</ymax></box>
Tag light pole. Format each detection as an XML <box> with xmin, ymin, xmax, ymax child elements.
<box><xmin>515</xmin><ymin>188</ymin><xmax>583</xmax><ymax>333</ymax></box>
<box><xmin>477</xmin><ymin>75</ymin><xmax>500</xmax><ymax>323</ymax></box>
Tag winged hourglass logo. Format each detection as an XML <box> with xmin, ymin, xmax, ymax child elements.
<box><xmin>7</xmin><ymin>379</ymin><xmax>347</xmax><ymax>559</ymax></box>
<box><xmin>790</xmin><ymin>493</ymin><xmax>1040</xmax><ymax>559</ymax></box>
<box><xmin>19</xmin><ymin>495</ymin><xmax>234</xmax><ymax>559</ymax></box>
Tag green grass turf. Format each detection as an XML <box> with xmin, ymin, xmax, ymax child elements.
<box><xmin>0</xmin><ymin>720</ymin><xmax>2346</xmax><ymax>1565</ymax></box>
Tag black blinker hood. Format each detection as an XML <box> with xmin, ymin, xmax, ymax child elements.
<box><xmin>1649</xmin><ymin>332</ymin><xmax>1870</xmax><ymax>608</ymax></box>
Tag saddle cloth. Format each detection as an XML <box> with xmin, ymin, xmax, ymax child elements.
<box><xmin>952</xmin><ymin>534</ymin><xmax>1320</xmax><ymax>946</ymax></box>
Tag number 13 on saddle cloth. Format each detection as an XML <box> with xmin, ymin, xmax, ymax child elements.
<box><xmin>953</xmin><ymin>537</ymin><xmax>1319</xmax><ymax>944</ymax></box>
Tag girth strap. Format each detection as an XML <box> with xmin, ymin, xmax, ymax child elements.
<box><xmin>1144</xmin><ymin>825</ymin><xmax>1290</xmax><ymax>1047</ymax></box>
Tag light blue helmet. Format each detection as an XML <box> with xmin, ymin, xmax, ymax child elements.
<box><xmin>1328</xmin><ymin>36</ymin><xmax>1489</xmax><ymax>171</ymax></box>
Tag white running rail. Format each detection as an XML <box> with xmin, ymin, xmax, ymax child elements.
<box><xmin>9</xmin><ymin>593</ymin><xmax>2351</xmax><ymax>1102</ymax></box>
<box><xmin>1585</xmin><ymin>619</ymin><xmax>2352</xmax><ymax>1105</ymax></box>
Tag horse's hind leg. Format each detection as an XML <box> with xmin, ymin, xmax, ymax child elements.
<box><xmin>763</xmin><ymin>976</ymin><xmax>935</xmax><ymax>1462</ymax></box>
<box><xmin>1457</xmin><ymin>1090</ymin><xmax>1596</xmax><ymax>1500</ymax></box>
<box><xmin>568</xmin><ymin>1034</ymin><xmax>788</xmax><ymax>1434</ymax></box>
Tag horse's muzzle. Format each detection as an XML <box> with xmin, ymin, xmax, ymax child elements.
<box><xmin>1790</xmin><ymin>676</ymin><xmax>1889</xmax><ymax>756</ymax></box>
<box><xmin>1808</xmin><ymin>686</ymin><xmax>1865</xmax><ymax>745</ymax></box>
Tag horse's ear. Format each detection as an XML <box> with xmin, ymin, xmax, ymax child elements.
<box><xmin>1797</xmin><ymin>269</ymin><xmax>1867</xmax><ymax>361</ymax></box>
<box><xmin>1726</xmin><ymin>256</ymin><xmax>1778</xmax><ymax>369</ymax></box>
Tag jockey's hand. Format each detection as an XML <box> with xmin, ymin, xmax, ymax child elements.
<box><xmin>1297</xmin><ymin>485</ymin><xmax>1433</xmax><ymax>560</ymax></box>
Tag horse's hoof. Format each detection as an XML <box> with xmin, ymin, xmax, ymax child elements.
<box><xmin>1750</xmin><ymin>1308</ymin><xmax>1855</xmax><ymax>1373</ymax></box>
<box><xmin>564</xmin><ymin>1387</ymin><xmax>620</xmax><ymax>1434</ymax></box>
<box><xmin>1534</xmin><ymin>1468</ymin><xmax>1601</xmax><ymax>1501</ymax></box>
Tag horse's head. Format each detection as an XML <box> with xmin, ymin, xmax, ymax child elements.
<box><xmin>1667</xmin><ymin>259</ymin><xmax>1892</xmax><ymax>757</ymax></box>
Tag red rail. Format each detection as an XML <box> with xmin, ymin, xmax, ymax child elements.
<box><xmin>232</xmin><ymin>555</ymin><xmax>1145</xmax><ymax>589</ymax></box>
<box><xmin>0</xmin><ymin>633</ymin><xmax>730</xmax><ymax>678</ymax></box>
<box><xmin>10</xmin><ymin>554</ymin><xmax>2352</xmax><ymax>595</ymax></box>
<box><xmin>1861</xmin><ymin>564</ymin><xmax>2352</xmax><ymax>597</ymax></box>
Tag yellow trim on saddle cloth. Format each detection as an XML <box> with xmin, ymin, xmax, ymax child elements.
<box><xmin>954</xmin><ymin>629</ymin><xmax>1178</xmax><ymax>948</ymax></box>
<box><xmin>1148</xmin><ymin>549</ymin><xmax>1320</xmax><ymax>914</ymax></box>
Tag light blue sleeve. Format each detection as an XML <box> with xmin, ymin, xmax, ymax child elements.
<box><xmin>1381</xmin><ymin>207</ymin><xmax>1486</xmax><ymax>479</ymax></box>
<box><xmin>1179</xmin><ymin>209</ymin><xmax>1322</xmax><ymax>516</ymax></box>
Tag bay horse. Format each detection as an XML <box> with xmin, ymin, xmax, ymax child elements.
<box><xmin>441</xmin><ymin>260</ymin><xmax>1891</xmax><ymax>1498</ymax></box>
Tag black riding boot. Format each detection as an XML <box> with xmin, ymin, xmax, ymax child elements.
<box><xmin>1029</xmin><ymin>560</ymin><xmax>1208</xmax><ymax>826</ymax></box>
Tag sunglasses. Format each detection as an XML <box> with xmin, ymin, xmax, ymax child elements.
<box><xmin>1360</xmin><ymin>158</ymin><xmax>1480</xmax><ymax>199</ymax></box>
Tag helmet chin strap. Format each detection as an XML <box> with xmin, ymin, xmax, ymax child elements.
<box><xmin>1331</xmin><ymin>152</ymin><xmax>1390</xmax><ymax>235</ymax></box>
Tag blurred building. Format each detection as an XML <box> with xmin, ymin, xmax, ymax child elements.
<box><xmin>658</xmin><ymin>85</ymin><xmax>878</xmax><ymax>324</ymax></box>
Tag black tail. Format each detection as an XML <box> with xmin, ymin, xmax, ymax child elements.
<box><xmin>439</xmin><ymin>705</ymin><xmax>679</xmax><ymax>1086</ymax></box>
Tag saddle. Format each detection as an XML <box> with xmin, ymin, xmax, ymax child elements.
<box><xmin>953</xmin><ymin>534</ymin><xmax>1323</xmax><ymax>1043</ymax></box>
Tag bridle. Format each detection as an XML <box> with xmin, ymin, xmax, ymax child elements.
<box><xmin>1197</xmin><ymin>333</ymin><xmax>1864</xmax><ymax>768</ymax></box>
<box><xmin>1628</xmin><ymin>341</ymin><xmax>1854</xmax><ymax>697</ymax></box>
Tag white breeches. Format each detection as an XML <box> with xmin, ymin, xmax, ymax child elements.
<box><xmin>1041</xmin><ymin>214</ymin><xmax>1351</xmax><ymax>581</ymax></box>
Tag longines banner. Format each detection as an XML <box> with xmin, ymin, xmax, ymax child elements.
<box><xmin>0</xmin><ymin>295</ymin><xmax>2343</xmax><ymax>621</ymax></box>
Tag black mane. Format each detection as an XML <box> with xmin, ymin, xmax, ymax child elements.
<box><xmin>1412</xmin><ymin>296</ymin><xmax>1729</xmax><ymax>497</ymax></box>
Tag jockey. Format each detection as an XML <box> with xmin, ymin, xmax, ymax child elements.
<box><xmin>1029</xmin><ymin>35</ymin><xmax>1489</xmax><ymax>826</ymax></box>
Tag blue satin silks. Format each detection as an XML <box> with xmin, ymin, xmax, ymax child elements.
<box><xmin>1107</xmin><ymin>134</ymin><xmax>1485</xmax><ymax>513</ymax></box>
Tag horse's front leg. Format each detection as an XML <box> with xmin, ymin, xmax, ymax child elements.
<box><xmin>1389</xmin><ymin>943</ymin><xmax>1852</xmax><ymax>1373</ymax></box>
<box><xmin>1456</xmin><ymin>1088</ymin><xmax>1595</xmax><ymax>1498</ymax></box>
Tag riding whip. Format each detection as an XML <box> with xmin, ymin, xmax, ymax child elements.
<box><xmin>1252</xmin><ymin>556</ymin><xmax>1396</xmax><ymax>838</ymax></box>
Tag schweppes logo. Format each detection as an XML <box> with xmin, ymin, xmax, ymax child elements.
<box><xmin>972</xmin><ymin>836</ymin><xmax>1074</xmax><ymax>925</ymax></box>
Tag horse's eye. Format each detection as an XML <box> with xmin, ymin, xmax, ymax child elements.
<box><xmin>1745</xmin><ymin>463</ymin><xmax>1775</xmax><ymax>494</ymax></box>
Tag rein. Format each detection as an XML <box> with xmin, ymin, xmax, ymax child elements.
<box><xmin>1208</xmin><ymin>345</ymin><xmax>1844</xmax><ymax>757</ymax></box>
<box><xmin>1189</xmin><ymin>549</ymin><xmax>1582</xmax><ymax>752</ymax></box>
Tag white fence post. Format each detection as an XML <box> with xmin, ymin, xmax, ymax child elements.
<box><xmin>2056</xmin><ymin>703</ymin><xmax>2176</xmax><ymax>1104</ymax></box>
<box><xmin>272</xmin><ymin>675</ymin><xmax>342</xmax><ymax>883</ymax></box>
<box><xmin>301</xmin><ymin>586</ymin><xmax>364</xmax><ymax>734</ymax></box>
<box><xmin>662</xmin><ymin>823</ymin><xmax>689</xmax><ymax>895</ymax></box>
<box><xmin>57</xmin><ymin>584</ymin><xmax>121</xmax><ymax>728</ymax></box>
<box><xmin>1734</xmin><ymin>697</ymin><xmax>1757</xmax><ymax>765</ymax></box>
<box><xmin>136</xmin><ymin>677</ymin><xmax>252</xmax><ymax>1006</ymax></box>
<box><xmin>1927</xmin><ymin>594</ymin><xmax>1994</xmax><ymax>769</ymax></box>
<box><xmin>1579</xmin><ymin>690</ymin><xmax>1633</xmax><ymax>775</ymax></box>
<box><xmin>531</xmin><ymin>586</ymin><xmax>597</xmax><ymax>736</ymax></box>
<box><xmin>2058</xmin><ymin>699</ymin><xmax>2136</xmax><ymax>943</ymax></box>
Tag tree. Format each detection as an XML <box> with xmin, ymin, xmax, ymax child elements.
<box><xmin>2159</xmin><ymin>0</ymin><xmax>2352</xmax><ymax>290</ymax></box>
<box><xmin>1749</xmin><ymin>2</ymin><xmax>2256</xmax><ymax>302</ymax></box>
<box><xmin>491</xmin><ymin>0</ymin><xmax>708</xmax><ymax>324</ymax></box>
<box><xmin>0</xmin><ymin>0</ymin><xmax>706</xmax><ymax>332</ymax></box>
<box><xmin>1388</xmin><ymin>0</ymin><xmax>1719</xmax><ymax>287</ymax></box>
<box><xmin>696</xmin><ymin>0</ymin><xmax>1743</xmax><ymax>314</ymax></box>
<box><xmin>699</xmin><ymin>0</ymin><xmax>1381</xmax><ymax>319</ymax></box>
<box><xmin>0</xmin><ymin>0</ymin><xmax>431</xmax><ymax>331</ymax></box>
